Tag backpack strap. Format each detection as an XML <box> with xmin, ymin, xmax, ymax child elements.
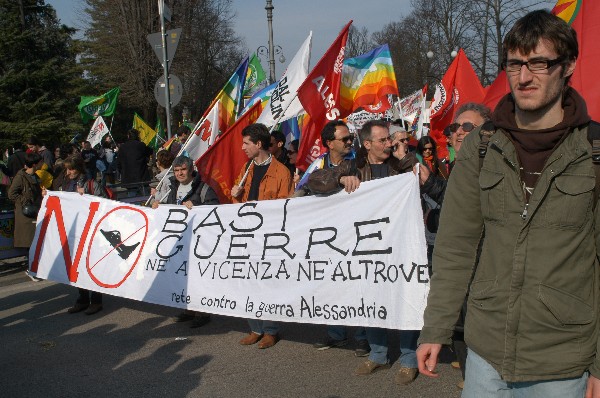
<box><xmin>478</xmin><ymin>121</ymin><xmax>497</xmax><ymax>171</ymax></box>
<box><xmin>199</xmin><ymin>182</ymin><xmax>210</xmax><ymax>204</ymax></box>
<box><xmin>587</xmin><ymin>121</ymin><xmax>600</xmax><ymax>207</ymax></box>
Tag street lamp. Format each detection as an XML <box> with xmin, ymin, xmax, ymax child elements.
<box><xmin>262</xmin><ymin>0</ymin><xmax>286</xmax><ymax>84</ymax></box>
<box><xmin>257</xmin><ymin>45</ymin><xmax>286</xmax><ymax>84</ymax></box>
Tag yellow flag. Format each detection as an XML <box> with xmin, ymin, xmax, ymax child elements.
<box><xmin>133</xmin><ymin>113</ymin><xmax>156</xmax><ymax>146</ymax></box>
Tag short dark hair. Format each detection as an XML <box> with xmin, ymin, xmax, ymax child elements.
<box><xmin>156</xmin><ymin>150</ymin><xmax>175</xmax><ymax>169</ymax></box>
<box><xmin>289</xmin><ymin>139</ymin><xmax>299</xmax><ymax>153</ymax></box>
<box><xmin>127</xmin><ymin>129</ymin><xmax>140</xmax><ymax>141</ymax></box>
<box><xmin>177</xmin><ymin>124</ymin><xmax>191</xmax><ymax>136</ymax></box>
<box><xmin>271</xmin><ymin>130</ymin><xmax>286</xmax><ymax>144</ymax></box>
<box><xmin>359</xmin><ymin>120</ymin><xmax>388</xmax><ymax>143</ymax></box>
<box><xmin>24</xmin><ymin>152</ymin><xmax>42</xmax><ymax>168</ymax></box>
<box><xmin>241</xmin><ymin>123</ymin><xmax>271</xmax><ymax>149</ymax></box>
<box><xmin>455</xmin><ymin>102</ymin><xmax>492</xmax><ymax>122</ymax></box>
<box><xmin>503</xmin><ymin>10</ymin><xmax>577</xmax><ymax>82</ymax></box>
<box><xmin>59</xmin><ymin>143</ymin><xmax>74</xmax><ymax>160</ymax></box>
<box><xmin>321</xmin><ymin>120</ymin><xmax>348</xmax><ymax>149</ymax></box>
<box><xmin>27</xmin><ymin>136</ymin><xmax>42</xmax><ymax>146</ymax></box>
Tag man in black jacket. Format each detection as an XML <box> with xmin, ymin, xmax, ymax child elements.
<box><xmin>116</xmin><ymin>129</ymin><xmax>152</xmax><ymax>184</ymax></box>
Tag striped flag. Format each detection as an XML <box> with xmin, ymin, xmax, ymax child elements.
<box><xmin>340</xmin><ymin>44</ymin><xmax>399</xmax><ymax>113</ymax></box>
<box><xmin>202</xmin><ymin>57</ymin><xmax>249</xmax><ymax>133</ymax></box>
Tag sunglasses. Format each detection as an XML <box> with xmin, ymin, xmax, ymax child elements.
<box><xmin>423</xmin><ymin>146</ymin><xmax>433</xmax><ymax>151</ymax></box>
<box><xmin>449</xmin><ymin>122</ymin><xmax>477</xmax><ymax>133</ymax></box>
<box><xmin>398</xmin><ymin>138</ymin><xmax>410</xmax><ymax>143</ymax></box>
<box><xmin>333</xmin><ymin>135</ymin><xmax>355</xmax><ymax>142</ymax></box>
<box><xmin>287</xmin><ymin>150</ymin><xmax>297</xmax><ymax>155</ymax></box>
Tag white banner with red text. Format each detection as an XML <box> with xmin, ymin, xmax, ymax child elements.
<box><xmin>29</xmin><ymin>172</ymin><xmax>428</xmax><ymax>329</ymax></box>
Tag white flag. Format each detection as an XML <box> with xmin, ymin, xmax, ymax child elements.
<box><xmin>87</xmin><ymin>116</ymin><xmax>109</xmax><ymax>148</ymax></box>
<box><xmin>185</xmin><ymin>100</ymin><xmax>220</xmax><ymax>161</ymax></box>
<box><xmin>257</xmin><ymin>32</ymin><xmax>312</xmax><ymax>127</ymax></box>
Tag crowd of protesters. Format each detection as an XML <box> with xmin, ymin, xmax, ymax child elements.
<box><xmin>2</xmin><ymin>10</ymin><xmax>599</xmax><ymax>397</ymax></box>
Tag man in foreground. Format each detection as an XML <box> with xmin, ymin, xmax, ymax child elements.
<box><xmin>417</xmin><ymin>10</ymin><xmax>600</xmax><ymax>397</ymax></box>
<box><xmin>231</xmin><ymin>123</ymin><xmax>292</xmax><ymax>349</ymax></box>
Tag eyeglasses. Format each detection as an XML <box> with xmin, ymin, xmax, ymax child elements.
<box><xmin>368</xmin><ymin>136</ymin><xmax>392</xmax><ymax>144</ymax></box>
<box><xmin>502</xmin><ymin>57</ymin><xmax>565</xmax><ymax>74</ymax></box>
<box><xmin>449</xmin><ymin>122</ymin><xmax>478</xmax><ymax>133</ymax></box>
<box><xmin>287</xmin><ymin>150</ymin><xmax>297</xmax><ymax>155</ymax></box>
<box><xmin>333</xmin><ymin>135</ymin><xmax>355</xmax><ymax>143</ymax></box>
<box><xmin>398</xmin><ymin>138</ymin><xmax>410</xmax><ymax>143</ymax></box>
<box><xmin>423</xmin><ymin>146</ymin><xmax>433</xmax><ymax>152</ymax></box>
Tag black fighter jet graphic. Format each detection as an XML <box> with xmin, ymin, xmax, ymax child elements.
<box><xmin>100</xmin><ymin>229</ymin><xmax>140</xmax><ymax>260</ymax></box>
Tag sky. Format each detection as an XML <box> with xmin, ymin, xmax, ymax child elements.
<box><xmin>46</xmin><ymin>0</ymin><xmax>413</xmax><ymax>78</ymax></box>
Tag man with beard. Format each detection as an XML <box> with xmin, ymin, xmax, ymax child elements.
<box><xmin>417</xmin><ymin>10</ymin><xmax>600</xmax><ymax>397</ymax></box>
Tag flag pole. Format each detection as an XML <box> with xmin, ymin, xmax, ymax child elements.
<box><xmin>144</xmin><ymin>114</ymin><xmax>208</xmax><ymax>206</ymax></box>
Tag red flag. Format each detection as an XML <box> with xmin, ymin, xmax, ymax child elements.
<box><xmin>429</xmin><ymin>49</ymin><xmax>485</xmax><ymax>159</ymax></box>
<box><xmin>296</xmin><ymin>21</ymin><xmax>352</xmax><ymax>170</ymax></box>
<box><xmin>195</xmin><ymin>102</ymin><xmax>262</xmax><ymax>204</ymax></box>
<box><xmin>482</xmin><ymin>71</ymin><xmax>509</xmax><ymax>112</ymax></box>
<box><xmin>553</xmin><ymin>0</ymin><xmax>600</xmax><ymax>120</ymax></box>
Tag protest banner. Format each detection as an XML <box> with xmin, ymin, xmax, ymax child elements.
<box><xmin>29</xmin><ymin>173</ymin><xmax>428</xmax><ymax>330</ymax></box>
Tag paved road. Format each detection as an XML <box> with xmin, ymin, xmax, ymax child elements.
<box><xmin>0</xmin><ymin>259</ymin><xmax>462</xmax><ymax>398</ymax></box>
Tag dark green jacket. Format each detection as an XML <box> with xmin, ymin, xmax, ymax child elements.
<box><xmin>419</xmin><ymin>123</ymin><xmax>600</xmax><ymax>382</ymax></box>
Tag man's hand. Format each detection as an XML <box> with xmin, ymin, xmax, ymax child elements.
<box><xmin>41</xmin><ymin>187</ymin><xmax>47</xmax><ymax>197</ymax></box>
<box><xmin>416</xmin><ymin>343</ymin><xmax>442</xmax><ymax>378</ymax></box>
<box><xmin>151</xmin><ymin>200</ymin><xmax>159</xmax><ymax>209</ymax></box>
<box><xmin>231</xmin><ymin>185</ymin><xmax>243</xmax><ymax>198</ymax></box>
<box><xmin>391</xmin><ymin>137</ymin><xmax>408</xmax><ymax>160</ymax></box>
<box><xmin>586</xmin><ymin>374</ymin><xmax>600</xmax><ymax>398</ymax></box>
<box><xmin>76</xmin><ymin>186</ymin><xmax>85</xmax><ymax>195</ymax></box>
<box><xmin>418</xmin><ymin>163</ymin><xmax>430</xmax><ymax>185</ymax></box>
<box><xmin>339</xmin><ymin>176</ymin><xmax>360</xmax><ymax>193</ymax></box>
<box><xmin>150</xmin><ymin>187</ymin><xmax>157</xmax><ymax>196</ymax></box>
<box><xmin>183</xmin><ymin>200</ymin><xmax>193</xmax><ymax>210</ymax></box>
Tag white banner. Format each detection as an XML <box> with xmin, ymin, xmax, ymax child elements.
<box><xmin>87</xmin><ymin>116</ymin><xmax>109</xmax><ymax>148</ymax></box>
<box><xmin>257</xmin><ymin>32</ymin><xmax>312</xmax><ymax>127</ymax></box>
<box><xmin>29</xmin><ymin>173</ymin><xmax>428</xmax><ymax>329</ymax></box>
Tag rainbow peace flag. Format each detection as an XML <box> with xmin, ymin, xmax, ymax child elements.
<box><xmin>340</xmin><ymin>44</ymin><xmax>398</xmax><ymax>113</ymax></box>
<box><xmin>203</xmin><ymin>57</ymin><xmax>249</xmax><ymax>131</ymax></box>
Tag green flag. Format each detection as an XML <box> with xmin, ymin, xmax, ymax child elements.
<box><xmin>243</xmin><ymin>53</ymin><xmax>266</xmax><ymax>95</ymax></box>
<box><xmin>151</xmin><ymin>118</ymin><xmax>166</xmax><ymax>150</ymax></box>
<box><xmin>78</xmin><ymin>87</ymin><xmax>120</xmax><ymax>123</ymax></box>
<box><xmin>132</xmin><ymin>113</ymin><xmax>157</xmax><ymax>146</ymax></box>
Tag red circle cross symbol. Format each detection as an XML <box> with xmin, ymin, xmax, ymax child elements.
<box><xmin>86</xmin><ymin>206</ymin><xmax>148</xmax><ymax>288</ymax></box>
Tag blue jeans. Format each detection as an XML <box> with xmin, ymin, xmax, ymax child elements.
<box><xmin>463</xmin><ymin>349</ymin><xmax>588</xmax><ymax>398</ymax></box>
<box><xmin>328</xmin><ymin>325</ymin><xmax>366</xmax><ymax>341</ymax></box>
<box><xmin>366</xmin><ymin>328</ymin><xmax>419</xmax><ymax>367</ymax></box>
<box><xmin>247</xmin><ymin>319</ymin><xmax>279</xmax><ymax>336</ymax></box>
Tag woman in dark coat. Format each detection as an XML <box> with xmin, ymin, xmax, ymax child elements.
<box><xmin>8</xmin><ymin>153</ymin><xmax>43</xmax><ymax>248</ymax></box>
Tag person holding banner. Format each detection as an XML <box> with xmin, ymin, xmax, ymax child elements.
<box><xmin>152</xmin><ymin>155</ymin><xmax>219</xmax><ymax>328</ymax></box>
<box><xmin>231</xmin><ymin>123</ymin><xmax>292</xmax><ymax>349</ymax></box>
<box><xmin>44</xmin><ymin>156</ymin><xmax>106</xmax><ymax>315</ymax></box>
<box><xmin>294</xmin><ymin>120</ymin><xmax>356</xmax><ymax>197</ymax></box>
<box><xmin>307</xmin><ymin>120</ymin><xmax>420</xmax><ymax>384</ymax></box>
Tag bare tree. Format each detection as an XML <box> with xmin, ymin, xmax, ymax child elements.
<box><xmin>345</xmin><ymin>25</ymin><xmax>374</xmax><ymax>58</ymax></box>
<box><xmin>81</xmin><ymin>0</ymin><xmax>244</xmax><ymax>133</ymax></box>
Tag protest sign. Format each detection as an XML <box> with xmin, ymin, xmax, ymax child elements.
<box><xmin>30</xmin><ymin>173</ymin><xmax>428</xmax><ymax>329</ymax></box>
